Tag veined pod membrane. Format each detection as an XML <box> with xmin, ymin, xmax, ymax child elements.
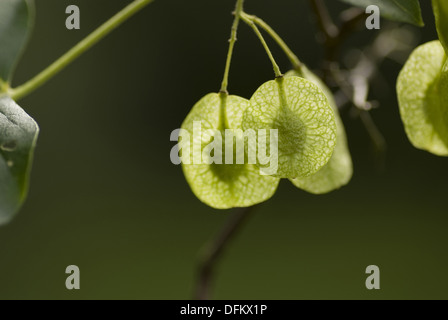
<box><xmin>397</xmin><ymin>40</ymin><xmax>448</xmax><ymax>156</ymax></box>
<box><xmin>242</xmin><ymin>76</ymin><xmax>337</xmax><ymax>179</ymax></box>
<box><xmin>180</xmin><ymin>93</ymin><xmax>280</xmax><ymax>209</ymax></box>
<box><xmin>286</xmin><ymin>68</ymin><xmax>353</xmax><ymax>194</ymax></box>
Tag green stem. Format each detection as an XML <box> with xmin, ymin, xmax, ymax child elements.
<box><xmin>240</xmin><ymin>13</ymin><xmax>282</xmax><ymax>78</ymax></box>
<box><xmin>220</xmin><ymin>0</ymin><xmax>245</xmax><ymax>93</ymax></box>
<box><xmin>0</xmin><ymin>79</ymin><xmax>9</xmax><ymax>94</ymax></box>
<box><xmin>245</xmin><ymin>13</ymin><xmax>303</xmax><ymax>71</ymax></box>
<box><xmin>9</xmin><ymin>0</ymin><xmax>154</xmax><ymax>101</ymax></box>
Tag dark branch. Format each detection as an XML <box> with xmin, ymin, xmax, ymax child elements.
<box><xmin>359</xmin><ymin>110</ymin><xmax>387</xmax><ymax>154</ymax></box>
<box><xmin>194</xmin><ymin>206</ymin><xmax>257</xmax><ymax>300</ymax></box>
<box><xmin>308</xmin><ymin>0</ymin><xmax>366</xmax><ymax>78</ymax></box>
<box><xmin>308</xmin><ymin>0</ymin><xmax>338</xmax><ymax>41</ymax></box>
<box><xmin>339</xmin><ymin>7</ymin><xmax>368</xmax><ymax>42</ymax></box>
<box><xmin>308</xmin><ymin>1</ymin><xmax>386</xmax><ymax>158</ymax></box>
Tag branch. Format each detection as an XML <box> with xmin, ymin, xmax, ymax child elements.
<box><xmin>308</xmin><ymin>0</ymin><xmax>338</xmax><ymax>42</ymax></box>
<box><xmin>339</xmin><ymin>7</ymin><xmax>368</xmax><ymax>42</ymax></box>
<box><xmin>359</xmin><ymin>109</ymin><xmax>386</xmax><ymax>154</ymax></box>
<box><xmin>194</xmin><ymin>206</ymin><xmax>257</xmax><ymax>300</ymax></box>
<box><xmin>308</xmin><ymin>0</ymin><xmax>366</xmax><ymax>72</ymax></box>
<box><xmin>308</xmin><ymin>1</ymin><xmax>385</xmax><ymax>157</ymax></box>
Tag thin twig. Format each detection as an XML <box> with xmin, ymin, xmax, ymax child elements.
<box><xmin>359</xmin><ymin>110</ymin><xmax>386</xmax><ymax>154</ymax></box>
<box><xmin>308</xmin><ymin>0</ymin><xmax>386</xmax><ymax>155</ymax></box>
<box><xmin>194</xmin><ymin>206</ymin><xmax>257</xmax><ymax>300</ymax></box>
<box><xmin>308</xmin><ymin>0</ymin><xmax>365</xmax><ymax>79</ymax></box>
<box><xmin>329</xmin><ymin>25</ymin><xmax>416</xmax><ymax>153</ymax></box>
<box><xmin>329</xmin><ymin>56</ymin><xmax>387</xmax><ymax>155</ymax></box>
<box><xmin>328</xmin><ymin>8</ymin><xmax>368</xmax><ymax>64</ymax></box>
<box><xmin>339</xmin><ymin>8</ymin><xmax>368</xmax><ymax>42</ymax></box>
<box><xmin>308</xmin><ymin>0</ymin><xmax>338</xmax><ymax>42</ymax></box>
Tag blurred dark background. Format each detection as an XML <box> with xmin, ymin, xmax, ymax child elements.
<box><xmin>0</xmin><ymin>0</ymin><xmax>446</xmax><ymax>299</ymax></box>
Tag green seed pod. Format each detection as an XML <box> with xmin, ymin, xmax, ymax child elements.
<box><xmin>286</xmin><ymin>68</ymin><xmax>353</xmax><ymax>194</ymax></box>
<box><xmin>180</xmin><ymin>93</ymin><xmax>280</xmax><ymax>209</ymax></box>
<box><xmin>397</xmin><ymin>40</ymin><xmax>448</xmax><ymax>156</ymax></box>
<box><xmin>241</xmin><ymin>76</ymin><xmax>337</xmax><ymax>179</ymax></box>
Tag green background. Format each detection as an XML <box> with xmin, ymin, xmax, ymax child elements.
<box><xmin>0</xmin><ymin>0</ymin><xmax>446</xmax><ymax>300</ymax></box>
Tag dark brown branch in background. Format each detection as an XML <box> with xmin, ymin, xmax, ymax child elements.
<box><xmin>308</xmin><ymin>0</ymin><xmax>366</xmax><ymax>75</ymax></box>
<box><xmin>308</xmin><ymin>0</ymin><xmax>386</xmax><ymax>155</ymax></box>
<box><xmin>359</xmin><ymin>110</ymin><xmax>386</xmax><ymax>153</ymax></box>
<box><xmin>194</xmin><ymin>206</ymin><xmax>257</xmax><ymax>300</ymax></box>
<box><xmin>308</xmin><ymin>0</ymin><xmax>338</xmax><ymax>42</ymax></box>
<box><xmin>329</xmin><ymin>62</ymin><xmax>386</xmax><ymax>155</ymax></box>
<box><xmin>338</xmin><ymin>8</ymin><xmax>370</xmax><ymax>51</ymax></box>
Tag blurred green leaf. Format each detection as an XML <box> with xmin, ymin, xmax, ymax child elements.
<box><xmin>0</xmin><ymin>96</ymin><xmax>39</xmax><ymax>225</ymax></box>
<box><xmin>0</xmin><ymin>0</ymin><xmax>34</xmax><ymax>84</ymax></box>
<box><xmin>242</xmin><ymin>76</ymin><xmax>336</xmax><ymax>179</ymax></box>
<box><xmin>433</xmin><ymin>0</ymin><xmax>448</xmax><ymax>53</ymax></box>
<box><xmin>181</xmin><ymin>93</ymin><xmax>280</xmax><ymax>209</ymax></box>
<box><xmin>286</xmin><ymin>68</ymin><xmax>353</xmax><ymax>194</ymax></box>
<box><xmin>338</xmin><ymin>0</ymin><xmax>424</xmax><ymax>26</ymax></box>
<box><xmin>397</xmin><ymin>41</ymin><xmax>448</xmax><ymax>156</ymax></box>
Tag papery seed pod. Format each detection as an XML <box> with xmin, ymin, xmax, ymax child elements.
<box><xmin>242</xmin><ymin>76</ymin><xmax>337</xmax><ymax>179</ymax></box>
<box><xmin>397</xmin><ymin>40</ymin><xmax>448</xmax><ymax>156</ymax></box>
<box><xmin>286</xmin><ymin>68</ymin><xmax>353</xmax><ymax>194</ymax></box>
<box><xmin>180</xmin><ymin>93</ymin><xmax>280</xmax><ymax>209</ymax></box>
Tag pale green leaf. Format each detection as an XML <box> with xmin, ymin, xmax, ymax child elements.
<box><xmin>397</xmin><ymin>40</ymin><xmax>448</xmax><ymax>156</ymax></box>
<box><xmin>241</xmin><ymin>76</ymin><xmax>336</xmax><ymax>179</ymax></box>
<box><xmin>0</xmin><ymin>96</ymin><xmax>39</xmax><ymax>225</ymax></box>
<box><xmin>338</xmin><ymin>0</ymin><xmax>424</xmax><ymax>26</ymax></box>
<box><xmin>0</xmin><ymin>0</ymin><xmax>34</xmax><ymax>84</ymax></box>
<box><xmin>181</xmin><ymin>93</ymin><xmax>280</xmax><ymax>209</ymax></box>
<box><xmin>286</xmin><ymin>69</ymin><xmax>353</xmax><ymax>194</ymax></box>
<box><xmin>433</xmin><ymin>0</ymin><xmax>448</xmax><ymax>53</ymax></box>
